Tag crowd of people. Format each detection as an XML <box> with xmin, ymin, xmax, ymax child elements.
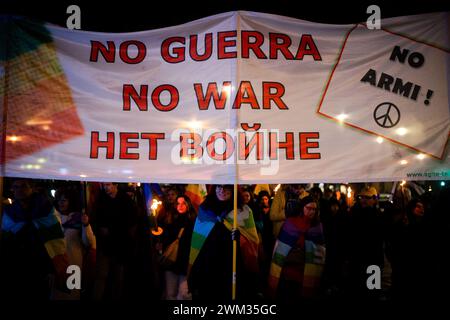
<box><xmin>0</xmin><ymin>179</ymin><xmax>448</xmax><ymax>302</ymax></box>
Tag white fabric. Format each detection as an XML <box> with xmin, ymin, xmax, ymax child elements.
<box><xmin>3</xmin><ymin>11</ymin><xmax>449</xmax><ymax>183</ymax></box>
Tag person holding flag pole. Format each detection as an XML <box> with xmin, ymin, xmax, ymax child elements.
<box><xmin>187</xmin><ymin>184</ymin><xmax>260</xmax><ymax>301</ymax></box>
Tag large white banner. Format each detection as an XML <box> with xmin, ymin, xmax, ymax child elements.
<box><xmin>1</xmin><ymin>11</ymin><xmax>449</xmax><ymax>183</ymax></box>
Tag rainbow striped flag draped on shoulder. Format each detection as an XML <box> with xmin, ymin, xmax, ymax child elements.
<box><xmin>1</xmin><ymin>193</ymin><xmax>69</xmax><ymax>277</ymax></box>
<box><xmin>188</xmin><ymin>204</ymin><xmax>259</xmax><ymax>274</ymax></box>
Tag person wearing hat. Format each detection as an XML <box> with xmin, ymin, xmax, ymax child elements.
<box><xmin>346</xmin><ymin>185</ymin><xmax>385</xmax><ymax>300</ymax></box>
<box><xmin>358</xmin><ymin>186</ymin><xmax>379</xmax><ymax>209</ymax></box>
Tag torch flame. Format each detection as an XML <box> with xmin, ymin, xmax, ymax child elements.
<box><xmin>151</xmin><ymin>199</ymin><xmax>162</xmax><ymax>213</ymax></box>
<box><xmin>149</xmin><ymin>199</ymin><xmax>164</xmax><ymax>236</ymax></box>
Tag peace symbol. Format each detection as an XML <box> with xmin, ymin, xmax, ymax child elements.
<box><xmin>373</xmin><ymin>102</ymin><xmax>400</xmax><ymax>128</ymax></box>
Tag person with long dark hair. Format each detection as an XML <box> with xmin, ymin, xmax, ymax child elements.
<box><xmin>159</xmin><ymin>195</ymin><xmax>196</xmax><ymax>300</ymax></box>
<box><xmin>268</xmin><ymin>195</ymin><xmax>326</xmax><ymax>302</ymax></box>
<box><xmin>187</xmin><ymin>185</ymin><xmax>259</xmax><ymax>301</ymax></box>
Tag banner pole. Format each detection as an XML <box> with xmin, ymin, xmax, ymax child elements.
<box><xmin>231</xmin><ymin>12</ymin><xmax>242</xmax><ymax>301</ymax></box>
<box><xmin>232</xmin><ymin>182</ymin><xmax>238</xmax><ymax>300</ymax></box>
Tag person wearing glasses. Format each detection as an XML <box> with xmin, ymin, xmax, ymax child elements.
<box><xmin>268</xmin><ymin>195</ymin><xmax>326</xmax><ymax>301</ymax></box>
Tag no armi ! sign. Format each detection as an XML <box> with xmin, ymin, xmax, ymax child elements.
<box><xmin>318</xmin><ymin>24</ymin><xmax>450</xmax><ymax>159</ymax></box>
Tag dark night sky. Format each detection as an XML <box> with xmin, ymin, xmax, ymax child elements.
<box><xmin>2</xmin><ymin>0</ymin><xmax>450</xmax><ymax>32</ymax></box>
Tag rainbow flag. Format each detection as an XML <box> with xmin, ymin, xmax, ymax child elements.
<box><xmin>185</xmin><ymin>184</ymin><xmax>207</xmax><ymax>212</ymax></box>
<box><xmin>1</xmin><ymin>194</ymin><xmax>69</xmax><ymax>278</ymax></box>
<box><xmin>268</xmin><ymin>216</ymin><xmax>325</xmax><ymax>297</ymax></box>
<box><xmin>188</xmin><ymin>204</ymin><xmax>259</xmax><ymax>275</ymax></box>
<box><xmin>0</xmin><ymin>17</ymin><xmax>83</xmax><ymax>163</ymax></box>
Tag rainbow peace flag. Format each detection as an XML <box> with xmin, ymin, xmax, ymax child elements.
<box><xmin>185</xmin><ymin>184</ymin><xmax>207</xmax><ymax>212</ymax></box>
<box><xmin>1</xmin><ymin>194</ymin><xmax>69</xmax><ymax>278</ymax></box>
<box><xmin>188</xmin><ymin>204</ymin><xmax>259</xmax><ymax>274</ymax></box>
<box><xmin>268</xmin><ymin>216</ymin><xmax>326</xmax><ymax>297</ymax></box>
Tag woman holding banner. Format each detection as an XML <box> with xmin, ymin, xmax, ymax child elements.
<box><xmin>187</xmin><ymin>185</ymin><xmax>260</xmax><ymax>301</ymax></box>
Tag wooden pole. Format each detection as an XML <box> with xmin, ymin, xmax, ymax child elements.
<box><xmin>231</xmin><ymin>15</ymin><xmax>241</xmax><ymax>300</ymax></box>
<box><xmin>232</xmin><ymin>182</ymin><xmax>238</xmax><ymax>300</ymax></box>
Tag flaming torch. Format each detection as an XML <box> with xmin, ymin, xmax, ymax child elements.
<box><xmin>149</xmin><ymin>199</ymin><xmax>163</xmax><ymax>236</ymax></box>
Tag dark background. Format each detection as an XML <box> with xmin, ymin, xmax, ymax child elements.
<box><xmin>2</xmin><ymin>0</ymin><xmax>450</xmax><ymax>32</ymax></box>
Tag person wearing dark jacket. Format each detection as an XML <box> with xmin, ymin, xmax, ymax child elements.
<box><xmin>91</xmin><ymin>182</ymin><xmax>138</xmax><ymax>300</ymax></box>
<box><xmin>347</xmin><ymin>186</ymin><xmax>385</xmax><ymax>300</ymax></box>
<box><xmin>188</xmin><ymin>185</ymin><xmax>259</xmax><ymax>301</ymax></box>
<box><xmin>159</xmin><ymin>195</ymin><xmax>195</xmax><ymax>300</ymax></box>
<box><xmin>322</xmin><ymin>198</ymin><xmax>348</xmax><ymax>297</ymax></box>
<box><xmin>0</xmin><ymin>179</ymin><xmax>69</xmax><ymax>300</ymax></box>
<box><xmin>388</xmin><ymin>198</ymin><xmax>438</xmax><ymax>301</ymax></box>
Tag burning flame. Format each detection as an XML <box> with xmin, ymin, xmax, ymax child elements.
<box><xmin>151</xmin><ymin>199</ymin><xmax>162</xmax><ymax>214</ymax></box>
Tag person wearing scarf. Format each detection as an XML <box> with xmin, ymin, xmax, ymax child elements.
<box><xmin>268</xmin><ymin>196</ymin><xmax>326</xmax><ymax>301</ymax></box>
<box><xmin>188</xmin><ymin>185</ymin><xmax>259</xmax><ymax>301</ymax></box>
